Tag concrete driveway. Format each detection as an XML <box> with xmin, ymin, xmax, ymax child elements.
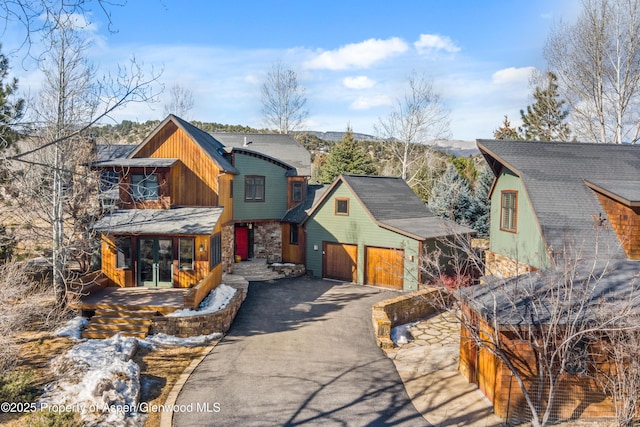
<box><xmin>173</xmin><ymin>277</ymin><xmax>430</xmax><ymax>426</ymax></box>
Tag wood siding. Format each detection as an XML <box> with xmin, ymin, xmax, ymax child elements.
<box><xmin>133</xmin><ymin>121</ymin><xmax>221</xmax><ymax>207</ymax></box>
<box><xmin>287</xmin><ymin>176</ymin><xmax>306</xmax><ymax>210</ymax></box>
<box><xmin>594</xmin><ymin>191</ymin><xmax>640</xmax><ymax>259</ymax></box>
<box><xmin>282</xmin><ymin>223</ymin><xmax>305</xmax><ymax>264</ymax></box>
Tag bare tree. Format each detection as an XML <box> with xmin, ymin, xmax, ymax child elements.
<box><xmin>423</xmin><ymin>234</ymin><xmax>640</xmax><ymax>427</ymax></box>
<box><xmin>4</xmin><ymin>14</ymin><xmax>160</xmax><ymax>304</ymax></box>
<box><xmin>545</xmin><ymin>0</ymin><xmax>640</xmax><ymax>144</ymax></box>
<box><xmin>376</xmin><ymin>73</ymin><xmax>450</xmax><ymax>185</ymax></box>
<box><xmin>162</xmin><ymin>83</ymin><xmax>194</xmax><ymax>119</ymax></box>
<box><xmin>261</xmin><ymin>62</ymin><xmax>308</xmax><ymax>134</ymax></box>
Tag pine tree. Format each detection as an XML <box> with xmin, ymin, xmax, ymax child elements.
<box><xmin>519</xmin><ymin>72</ymin><xmax>570</xmax><ymax>141</ymax></box>
<box><xmin>429</xmin><ymin>164</ymin><xmax>472</xmax><ymax>225</ymax></box>
<box><xmin>0</xmin><ymin>44</ymin><xmax>25</xmax><ymax>150</ymax></box>
<box><xmin>317</xmin><ymin>126</ymin><xmax>377</xmax><ymax>183</ymax></box>
<box><xmin>493</xmin><ymin>115</ymin><xmax>520</xmax><ymax>140</ymax></box>
<box><xmin>468</xmin><ymin>164</ymin><xmax>493</xmax><ymax>236</ymax></box>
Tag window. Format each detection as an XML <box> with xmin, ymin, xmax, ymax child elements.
<box><xmin>245</xmin><ymin>176</ymin><xmax>265</xmax><ymax>202</ymax></box>
<box><xmin>565</xmin><ymin>339</ymin><xmax>589</xmax><ymax>375</ymax></box>
<box><xmin>229</xmin><ymin>180</ymin><xmax>234</xmax><ymax>199</ymax></box>
<box><xmin>292</xmin><ymin>182</ymin><xmax>303</xmax><ymax>202</ymax></box>
<box><xmin>100</xmin><ymin>171</ymin><xmax>119</xmax><ymax>192</ymax></box>
<box><xmin>131</xmin><ymin>173</ymin><xmax>159</xmax><ymax>201</ymax></box>
<box><xmin>500</xmin><ymin>191</ymin><xmax>517</xmax><ymax>232</ymax></box>
<box><xmin>115</xmin><ymin>237</ymin><xmax>132</xmax><ymax>269</ymax></box>
<box><xmin>210</xmin><ymin>233</ymin><xmax>222</xmax><ymax>268</ymax></box>
<box><xmin>290</xmin><ymin>225</ymin><xmax>299</xmax><ymax>245</ymax></box>
<box><xmin>335</xmin><ymin>198</ymin><xmax>349</xmax><ymax>215</ymax></box>
<box><xmin>179</xmin><ymin>238</ymin><xmax>194</xmax><ymax>270</ymax></box>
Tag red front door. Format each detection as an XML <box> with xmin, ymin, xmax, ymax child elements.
<box><xmin>235</xmin><ymin>226</ymin><xmax>249</xmax><ymax>260</ymax></box>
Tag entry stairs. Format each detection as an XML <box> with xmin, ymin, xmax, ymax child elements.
<box><xmin>81</xmin><ymin>309</ymin><xmax>158</xmax><ymax>339</ymax></box>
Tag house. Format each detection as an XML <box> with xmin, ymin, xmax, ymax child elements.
<box><xmin>303</xmin><ymin>174</ymin><xmax>474</xmax><ymax>291</ymax></box>
<box><xmin>478</xmin><ymin>139</ymin><xmax>640</xmax><ymax>278</ymax></box>
<box><xmin>90</xmin><ymin>115</ymin><xmax>311</xmax><ymax>302</ymax></box>
<box><xmin>459</xmin><ymin>140</ymin><xmax>640</xmax><ymax>422</ymax></box>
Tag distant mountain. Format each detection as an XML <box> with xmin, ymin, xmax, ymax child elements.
<box><xmin>432</xmin><ymin>139</ymin><xmax>480</xmax><ymax>157</ymax></box>
<box><xmin>297</xmin><ymin>131</ymin><xmax>380</xmax><ymax>142</ymax></box>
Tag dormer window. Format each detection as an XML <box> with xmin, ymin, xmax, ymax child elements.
<box><xmin>131</xmin><ymin>173</ymin><xmax>159</xmax><ymax>201</ymax></box>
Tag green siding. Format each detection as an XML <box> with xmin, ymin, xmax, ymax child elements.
<box><xmin>305</xmin><ymin>182</ymin><xmax>421</xmax><ymax>291</ymax></box>
<box><xmin>490</xmin><ymin>168</ymin><xmax>549</xmax><ymax>268</ymax></box>
<box><xmin>233</xmin><ymin>154</ymin><xmax>288</xmax><ymax>221</ymax></box>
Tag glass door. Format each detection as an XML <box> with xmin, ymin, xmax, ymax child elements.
<box><xmin>138</xmin><ymin>238</ymin><xmax>174</xmax><ymax>287</ymax></box>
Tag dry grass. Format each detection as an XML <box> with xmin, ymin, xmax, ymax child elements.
<box><xmin>0</xmin><ymin>330</ymin><xmax>214</xmax><ymax>427</ymax></box>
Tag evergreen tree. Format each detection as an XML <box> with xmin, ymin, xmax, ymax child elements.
<box><xmin>429</xmin><ymin>164</ymin><xmax>472</xmax><ymax>225</ymax></box>
<box><xmin>468</xmin><ymin>164</ymin><xmax>493</xmax><ymax>236</ymax></box>
<box><xmin>519</xmin><ymin>72</ymin><xmax>570</xmax><ymax>141</ymax></box>
<box><xmin>317</xmin><ymin>126</ymin><xmax>377</xmax><ymax>183</ymax></box>
<box><xmin>493</xmin><ymin>115</ymin><xmax>520</xmax><ymax>140</ymax></box>
<box><xmin>0</xmin><ymin>44</ymin><xmax>25</xmax><ymax>150</ymax></box>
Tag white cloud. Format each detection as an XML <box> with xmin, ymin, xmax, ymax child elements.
<box><xmin>343</xmin><ymin>76</ymin><xmax>376</xmax><ymax>89</ymax></box>
<box><xmin>414</xmin><ymin>34</ymin><xmax>460</xmax><ymax>55</ymax></box>
<box><xmin>492</xmin><ymin>66</ymin><xmax>535</xmax><ymax>85</ymax></box>
<box><xmin>303</xmin><ymin>37</ymin><xmax>408</xmax><ymax>70</ymax></box>
<box><xmin>349</xmin><ymin>95</ymin><xmax>392</xmax><ymax>110</ymax></box>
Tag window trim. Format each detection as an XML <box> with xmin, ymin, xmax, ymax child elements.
<box><xmin>115</xmin><ymin>236</ymin><xmax>132</xmax><ymax>269</ymax></box>
<box><xmin>500</xmin><ymin>191</ymin><xmax>518</xmax><ymax>233</ymax></box>
<box><xmin>210</xmin><ymin>233</ymin><xmax>222</xmax><ymax>268</ymax></box>
<box><xmin>335</xmin><ymin>198</ymin><xmax>350</xmax><ymax>216</ymax></box>
<box><xmin>178</xmin><ymin>238</ymin><xmax>195</xmax><ymax>270</ymax></box>
<box><xmin>292</xmin><ymin>182</ymin><xmax>303</xmax><ymax>202</ymax></box>
<box><xmin>244</xmin><ymin>175</ymin><xmax>265</xmax><ymax>202</ymax></box>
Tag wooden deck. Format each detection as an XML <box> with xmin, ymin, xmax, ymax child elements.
<box><xmin>77</xmin><ymin>287</ymin><xmax>189</xmax><ymax>315</ymax></box>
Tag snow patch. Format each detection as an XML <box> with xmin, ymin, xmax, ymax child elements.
<box><xmin>167</xmin><ymin>284</ymin><xmax>236</xmax><ymax>317</ymax></box>
<box><xmin>54</xmin><ymin>316</ymin><xmax>89</xmax><ymax>340</ymax></box>
<box><xmin>270</xmin><ymin>262</ymin><xmax>296</xmax><ymax>267</ymax></box>
<box><xmin>140</xmin><ymin>332</ymin><xmax>222</xmax><ymax>348</ymax></box>
<box><xmin>42</xmin><ymin>334</ymin><xmax>144</xmax><ymax>426</ymax></box>
<box><xmin>391</xmin><ymin>322</ymin><xmax>418</xmax><ymax>345</ymax></box>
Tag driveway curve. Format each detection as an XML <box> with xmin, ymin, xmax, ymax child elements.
<box><xmin>173</xmin><ymin>277</ymin><xmax>430</xmax><ymax>426</ymax></box>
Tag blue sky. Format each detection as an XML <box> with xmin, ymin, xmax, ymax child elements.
<box><xmin>5</xmin><ymin>0</ymin><xmax>581</xmax><ymax>141</ymax></box>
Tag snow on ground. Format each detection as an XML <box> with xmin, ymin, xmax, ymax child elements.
<box><xmin>140</xmin><ymin>332</ymin><xmax>222</xmax><ymax>348</ymax></box>
<box><xmin>54</xmin><ymin>316</ymin><xmax>89</xmax><ymax>340</ymax></box>
<box><xmin>391</xmin><ymin>321</ymin><xmax>418</xmax><ymax>345</ymax></box>
<box><xmin>41</xmin><ymin>334</ymin><xmax>145</xmax><ymax>426</ymax></box>
<box><xmin>167</xmin><ymin>283</ymin><xmax>236</xmax><ymax>317</ymax></box>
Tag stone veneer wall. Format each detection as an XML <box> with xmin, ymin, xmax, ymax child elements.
<box><xmin>372</xmin><ymin>287</ymin><xmax>450</xmax><ymax>349</ymax></box>
<box><xmin>484</xmin><ymin>250</ymin><xmax>535</xmax><ymax>279</ymax></box>
<box><xmin>221</xmin><ymin>223</ymin><xmax>235</xmax><ymax>274</ymax></box>
<box><xmin>150</xmin><ymin>285</ymin><xmax>244</xmax><ymax>338</ymax></box>
<box><xmin>253</xmin><ymin>220</ymin><xmax>282</xmax><ymax>262</ymax></box>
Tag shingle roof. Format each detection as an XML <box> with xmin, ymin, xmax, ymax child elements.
<box><xmin>91</xmin><ymin>158</ymin><xmax>179</xmax><ymax>168</ymax></box>
<box><xmin>305</xmin><ymin>175</ymin><xmax>475</xmax><ymax>240</ymax></box>
<box><xmin>128</xmin><ymin>115</ymin><xmax>238</xmax><ymax>174</ymax></box>
<box><xmin>478</xmin><ymin>140</ymin><xmax>640</xmax><ymax>260</ymax></box>
<box><xmin>584</xmin><ymin>179</ymin><xmax>640</xmax><ymax>206</ymax></box>
<box><xmin>460</xmin><ymin>258</ymin><xmax>640</xmax><ymax>327</ymax></box>
<box><xmin>211</xmin><ymin>133</ymin><xmax>311</xmax><ymax>176</ymax></box>
<box><xmin>281</xmin><ymin>184</ymin><xmax>328</xmax><ymax>223</ymax></box>
<box><xmin>95</xmin><ymin>144</ymin><xmax>137</xmax><ymax>162</ymax></box>
<box><xmin>93</xmin><ymin>207</ymin><xmax>223</xmax><ymax>235</ymax></box>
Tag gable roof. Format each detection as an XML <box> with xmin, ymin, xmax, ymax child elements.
<box><xmin>478</xmin><ymin>140</ymin><xmax>640</xmax><ymax>260</ymax></box>
<box><xmin>304</xmin><ymin>174</ymin><xmax>474</xmax><ymax>240</ymax></box>
<box><xmin>128</xmin><ymin>115</ymin><xmax>238</xmax><ymax>174</ymax></box>
<box><xmin>93</xmin><ymin>207</ymin><xmax>223</xmax><ymax>235</ymax></box>
<box><xmin>211</xmin><ymin>133</ymin><xmax>311</xmax><ymax>176</ymax></box>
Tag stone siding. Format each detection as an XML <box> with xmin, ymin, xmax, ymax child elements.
<box><xmin>221</xmin><ymin>223</ymin><xmax>235</xmax><ymax>274</ymax></box>
<box><xmin>253</xmin><ymin>220</ymin><xmax>282</xmax><ymax>262</ymax></box>
<box><xmin>150</xmin><ymin>286</ymin><xmax>244</xmax><ymax>337</ymax></box>
<box><xmin>484</xmin><ymin>250</ymin><xmax>535</xmax><ymax>279</ymax></box>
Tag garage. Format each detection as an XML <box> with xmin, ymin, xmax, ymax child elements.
<box><xmin>323</xmin><ymin>242</ymin><xmax>357</xmax><ymax>282</ymax></box>
<box><xmin>365</xmin><ymin>246</ymin><xmax>404</xmax><ymax>290</ymax></box>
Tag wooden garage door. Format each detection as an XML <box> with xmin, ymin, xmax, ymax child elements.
<box><xmin>323</xmin><ymin>242</ymin><xmax>357</xmax><ymax>282</ymax></box>
<box><xmin>365</xmin><ymin>246</ymin><xmax>404</xmax><ymax>290</ymax></box>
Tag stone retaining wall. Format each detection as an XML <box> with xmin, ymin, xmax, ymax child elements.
<box><xmin>372</xmin><ymin>287</ymin><xmax>450</xmax><ymax>349</ymax></box>
<box><xmin>150</xmin><ymin>286</ymin><xmax>244</xmax><ymax>338</ymax></box>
